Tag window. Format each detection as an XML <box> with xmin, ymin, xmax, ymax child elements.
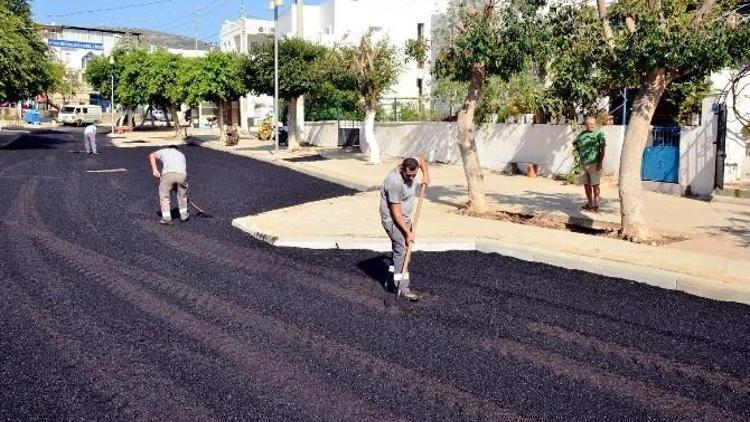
<box><xmin>82</xmin><ymin>108</ymin><xmax>88</xmax><ymax>114</ymax></box>
<box><xmin>417</xmin><ymin>78</ymin><xmax>423</xmax><ymax>97</ymax></box>
<box><xmin>417</xmin><ymin>23</ymin><xmax>424</xmax><ymax>39</ymax></box>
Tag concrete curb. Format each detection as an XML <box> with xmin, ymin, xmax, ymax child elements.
<box><xmin>232</xmin><ymin>217</ymin><xmax>749</xmax><ymax>305</ymax></box>
<box><xmin>187</xmin><ymin>139</ymin><xmax>750</xmax><ymax>305</ymax></box>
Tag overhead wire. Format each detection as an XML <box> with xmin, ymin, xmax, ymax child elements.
<box><xmin>151</xmin><ymin>0</ymin><xmax>232</xmax><ymax>33</ymax></box>
<box><xmin>44</xmin><ymin>0</ymin><xmax>179</xmax><ymax>18</ymax></box>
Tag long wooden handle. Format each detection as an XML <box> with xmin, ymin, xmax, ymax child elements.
<box><xmin>400</xmin><ymin>183</ymin><xmax>426</xmax><ymax>274</ymax></box>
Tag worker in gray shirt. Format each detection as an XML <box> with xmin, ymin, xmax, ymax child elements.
<box><xmin>380</xmin><ymin>156</ymin><xmax>430</xmax><ymax>300</ymax></box>
<box><xmin>149</xmin><ymin>146</ymin><xmax>189</xmax><ymax>225</ymax></box>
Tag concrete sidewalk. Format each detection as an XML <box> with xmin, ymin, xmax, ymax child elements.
<box><xmin>112</xmin><ymin>130</ymin><xmax>750</xmax><ymax>305</ymax></box>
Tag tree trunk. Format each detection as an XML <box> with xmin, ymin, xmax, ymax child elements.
<box><xmin>164</xmin><ymin>105</ymin><xmax>172</xmax><ymax>127</ymax></box>
<box><xmin>287</xmin><ymin>96</ymin><xmax>301</xmax><ymax>150</ymax></box>
<box><xmin>217</xmin><ymin>101</ymin><xmax>226</xmax><ymax>142</ymax></box>
<box><xmin>618</xmin><ymin>68</ymin><xmax>669</xmax><ymax>242</ymax></box>
<box><xmin>297</xmin><ymin>94</ymin><xmax>305</xmax><ymax>145</ymax></box>
<box><xmin>168</xmin><ymin>105</ymin><xmax>181</xmax><ymax>138</ymax></box>
<box><xmin>362</xmin><ymin>105</ymin><xmax>381</xmax><ymax>163</ymax></box>
<box><xmin>457</xmin><ymin>63</ymin><xmax>489</xmax><ymax>214</ymax></box>
<box><xmin>139</xmin><ymin>105</ymin><xmax>151</xmax><ymax>128</ymax></box>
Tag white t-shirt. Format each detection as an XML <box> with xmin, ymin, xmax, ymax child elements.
<box><xmin>84</xmin><ymin>124</ymin><xmax>97</xmax><ymax>135</ymax></box>
<box><xmin>155</xmin><ymin>148</ymin><xmax>187</xmax><ymax>174</ymax></box>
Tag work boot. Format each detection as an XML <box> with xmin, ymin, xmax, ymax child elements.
<box><xmin>397</xmin><ymin>273</ymin><xmax>419</xmax><ymax>301</ymax></box>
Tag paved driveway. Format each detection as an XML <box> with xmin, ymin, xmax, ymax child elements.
<box><xmin>1</xmin><ymin>128</ymin><xmax>748</xmax><ymax>421</ymax></box>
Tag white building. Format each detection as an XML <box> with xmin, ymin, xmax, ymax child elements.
<box><xmin>39</xmin><ymin>25</ymin><xmax>138</xmax><ymax>106</ymax></box>
<box><xmin>41</xmin><ymin>24</ymin><xmax>136</xmax><ymax>73</ymax></box>
<box><xmin>276</xmin><ymin>0</ymin><xmax>448</xmax><ymax>99</ymax></box>
<box><xmin>40</xmin><ymin>24</ymin><xmax>211</xmax><ymax>108</ymax></box>
<box><xmin>711</xmin><ymin>70</ymin><xmax>750</xmax><ymax>186</ymax></box>
<box><xmin>220</xmin><ymin>16</ymin><xmax>276</xmax><ymax>130</ymax></box>
<box><xmin>220</xmin><ymin>0</ymin><xmax>449</xmax><ymax>132</ymax></box>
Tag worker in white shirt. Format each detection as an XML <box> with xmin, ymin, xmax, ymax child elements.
<box><xmin>83</xmin><ymin>122</ymin><xmax>98</xmax><ymax>154</ymax></box>
<box><xmin>148</xmin><ymin>146</ymin><xmax>189</xmax><ymax>225</ymax></box>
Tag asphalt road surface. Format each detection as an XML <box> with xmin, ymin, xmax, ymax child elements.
<box><xmin>1</xmin><ymin>128</ymin><xmax>748</xmax><ymax>422</ymax></box>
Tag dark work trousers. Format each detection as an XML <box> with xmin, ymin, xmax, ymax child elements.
<box><xmin>382</xmin><ymin>219</ymin><xmax>411</xmax><ymax>277</ymax></box>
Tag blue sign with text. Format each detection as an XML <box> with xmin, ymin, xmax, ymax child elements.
<box><xmin>48</xmin><ymin>39</ymin><xmax>104</xmax><ymax>50</ymax></box>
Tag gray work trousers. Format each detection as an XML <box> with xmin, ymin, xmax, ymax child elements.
<box><xmin>158</xmin><ymin>172</ymin><xmax>188</xmax><ymax>221</ymax></box>
<box><xmin>83</xmin><ymin>133</ymin><xmax>97</xmax><ymax>153</ymax></box>
<box><xmin>383</xmin><ymin>220</ymin><xmax>411</xmax><ymax>276</ymax></box>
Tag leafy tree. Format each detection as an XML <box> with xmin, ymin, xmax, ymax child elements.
<box><xmin>46</xmin><ymin>61</ymin><xmax>82</xmax><ymax>107</ymax></box>
<box><xmin>0</xmin><ymin>0</ymin><xmax>53</xmax><ymax>101</ymax></box>
<box><xmin>592</xmin><ymin>0</ymin><xmax>750</xmax><ymax>241</ymax></box>
<box><xmin>432</xmin><ymin>78</ymin><xmax>467</xmax><ymax>119</ymax></box>
<box><xmin>246</xmin><ymin>38</ymin><xmax>329</xmax><ymax>149</ymax></box>
<box><xmin>85</xmin><ymin>49</ymin><xmax>133</xmax><ymax>124</ymax></box>
<box><xmin>405</xmin><ymin>38</ymin><xmax>430</xmax><ymax>69</ymax></box>
<box><xmin>340</xmin><ymin>31</ymin><xmax>400</xmax><ymax>163</ymax></box>
<box><xmin>477</xmin><ymin>70</ymin><xmax>546</xmax><ymax>123</ymax></box>
<box><xmin>545</xmin><ymin>5</ymin><xmax>611</xmax><ymax>121</ymax></box>
<box><xmin>115</xmin><ymin>49</ymin><xmax>150</xmax><ymax>108</ymax></box>
<box><xmin>177</xmin><ymin>51</ymin><xmax>247</xmax><ymax>139</ymax></box>
<box><xmin>305</xmin><ymin>80</ymin><xmax>362</xmax><ymax>121</ymax></box>
<box><xmin>119</xmin><ymin>49</ymin><xmax>185</xmax><ymax>130</ymax></box>
<box><xmin>434</xmin><ymin>0</ymin><xmax>544</xmax><ymax>213</ymax></box>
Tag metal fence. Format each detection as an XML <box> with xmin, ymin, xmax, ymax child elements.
<box><xmin>650</xmin><ymin>126</ymin><xmax>681</xmax><ymax>147</ymax></box>
<box><xmin>378</xmin><ymin>97</ymin><xmax>454</xmax><ymax>122</ymax></box>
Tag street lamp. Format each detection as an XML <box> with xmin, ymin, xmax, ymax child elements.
<box><xmin>109</xmin><ymin>55</ymin><xmax>115</xmax><ymax>134</ymax></box>
<box><xmin>268</xmin><ymin>0</ymin><xmax>283</xmax><ymax>153</ymax></box>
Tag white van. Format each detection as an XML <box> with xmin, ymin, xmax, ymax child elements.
<box><xmin>58</xmin><ymin>104</ymin><xmax>103</xmax><ymax>126</ymax></box>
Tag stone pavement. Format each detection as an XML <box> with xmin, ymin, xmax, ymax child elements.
<box><xmin>110</xmin><ymin>129</ymin><xmax>750</xmax><ymax>305</ymax></box>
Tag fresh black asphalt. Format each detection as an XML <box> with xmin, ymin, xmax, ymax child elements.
<box><xmin>1</xmin><ymin>127</ymin><xmax>748</xmax><ymax>421</ymax></box>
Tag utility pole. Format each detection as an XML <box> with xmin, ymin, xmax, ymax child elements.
<box><xmin>295</xmin><ymin>0</ymin><xmax>304</xmax><ymax>146</ymax></box>
<box><xmin>193</xmin><ymin>12</ymin><xmax>198</xmax><ymax>52</ymax></box>
<box><xmin>269</xmin><ymin>0</ymin><xmax>283</xmax><ymax>153</ymax></box>
<box><xmin>295</xmin><ymin>0</ymin><xmax>303</xmax><ymax>37</ymax></box>
<box><xmin>110</xmin><ymin>55</ymin><xmax>115</xmax><ymax>133</ymax></box>
<box><xmin>239</xmin><ymin>2</ymin><xmax>246</xmax><ymax>53</ymax></box>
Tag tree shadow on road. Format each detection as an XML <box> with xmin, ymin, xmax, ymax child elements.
<box><xmin>2</xmin><ymin>133</ymin><xmax>72</xmax><ymax>150</ymax></box>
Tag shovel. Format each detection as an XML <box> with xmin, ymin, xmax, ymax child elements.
<box><xmin>399</xmin><ymin>183</ymin><xmax>426</xmax><ymax>293</ymax></box>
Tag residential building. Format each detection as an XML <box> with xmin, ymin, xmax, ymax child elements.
<box><xmin>40</xmin><ymin>24</ymin><xmax>139</xmax><ymax>106</ymax></box>
<box><xmin>220</xmin><ymin>0</ymin><xmax>449</xmax><ymax>132</ymax></box>
<box><xmin>39</xmin><ymin>24</ymin><xmax>212</xmax><ymax>109</ymax></box>
<box><xmin>220</xmin><ymin>16</ymin><xmax>275</xmax><ymax>131</ymax></box>
<box><xmin>275</xmin><ymin>0</ymin><xmax>447</xmax><ymax>99</ymax></box>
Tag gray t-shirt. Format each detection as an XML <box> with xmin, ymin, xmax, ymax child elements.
<box><xmin>155</xmin><ymin>148</ymin><xmax>186</xmax><ymax>174</ymax></box>
<box><xmin>379</xmin><ymin>167</ymin><xmax>418</xmax><ymax>224</ymax></box>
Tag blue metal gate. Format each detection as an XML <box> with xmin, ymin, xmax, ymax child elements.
<box><xmin>641</xmin><ymin>127</ymin><xmax>680</xmax><ymax>183</ymax></box>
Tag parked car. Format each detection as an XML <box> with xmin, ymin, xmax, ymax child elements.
<box><xmin>144</xmin><ymin>109</ymin><xmax>169</xmax><ymax>121</ymax></box>
<box><xmin>58</xmin><ymin>104</ymin><xmax>103</xmax><ymax>126</ymax></box>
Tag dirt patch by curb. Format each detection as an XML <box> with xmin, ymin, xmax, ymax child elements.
<box><xmin>459</xmin><ymin>208</ymin><xmax>688</xmax><ymax>246</ymax></box>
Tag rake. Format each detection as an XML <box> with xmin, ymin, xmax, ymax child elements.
<box><xmin>399</xmin><ymin>183</ymin><xmax>426</xmax><ymax>295</ymax></box>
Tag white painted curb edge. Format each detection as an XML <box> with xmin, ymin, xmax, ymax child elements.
<box><xmin>232</xmin><ymin>217</ymin><xmax>750</xmax><ymax>305</ymax></box>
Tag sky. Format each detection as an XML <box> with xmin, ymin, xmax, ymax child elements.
<box><xmin>31</xmin><ymin>0</ymin><xmax>324</xmax><ymax>43</ymax></box>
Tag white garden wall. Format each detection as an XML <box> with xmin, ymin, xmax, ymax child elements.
<box><xmin>304</xmin><ymin>118</ymin><xmax>721</xmax><ymax>197</ymax></box>
<box><xmin>374</xmin><ymin>122</ymin><xmax>624</xmax><ymax>176</ymax></box>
